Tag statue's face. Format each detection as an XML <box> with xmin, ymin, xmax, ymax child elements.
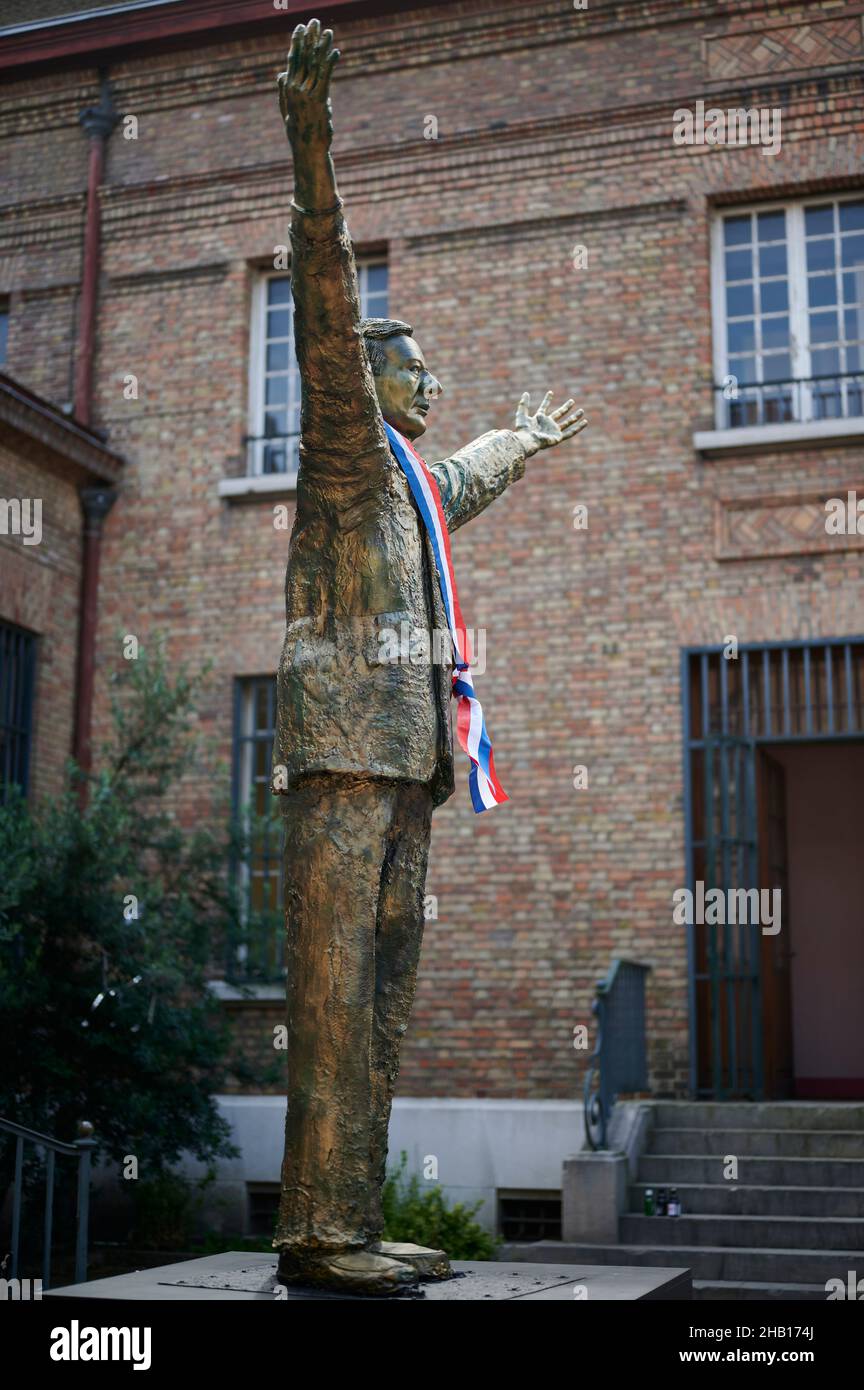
<box><xmin>373</xmin><ymin>334</ymin><xmax>442</xmax><ymax>440</ymax></box>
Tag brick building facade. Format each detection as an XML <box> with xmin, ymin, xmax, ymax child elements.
<box><xmin>0</xmin><ymin>374</ymin><xmax>123</xmax><ymax>804</ymax></box>
<box><xmin>2</xmin><ymin>0</ymin><xmax>863</xmax><ymax>1227</ymax></box>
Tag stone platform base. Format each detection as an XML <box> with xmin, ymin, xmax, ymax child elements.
<box><xmin>45</xmin><ymin>1251</ymin><xmax>691</xmax><ymax>1301</ymax></box>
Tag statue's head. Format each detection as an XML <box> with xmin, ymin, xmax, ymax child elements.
<box><xmin>361</xmin><ymin>318</ymin><xmax>442</xmax><ymax>441</ymax></box>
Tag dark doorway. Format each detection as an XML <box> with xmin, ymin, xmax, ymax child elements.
<box><xmin>766</xmin><ymin>742</ymin><xmax>864</xmax><ymax>1099</ymax></box>
<box><xmin>683</xmin><ymin>639</ymin><xmax>864</xmax><ymax>1099</ymax></box>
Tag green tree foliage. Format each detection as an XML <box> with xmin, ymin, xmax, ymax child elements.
<box><xmin>0</xmin><ymin>644</ymin><xmax>277</xmax><ymax>1188</ymax></box>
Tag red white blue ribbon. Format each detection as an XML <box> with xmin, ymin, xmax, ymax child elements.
<box><xmin>384</xmin><ymin>421</ymin><xmax>508</xmax><ymax>814</ymax></box>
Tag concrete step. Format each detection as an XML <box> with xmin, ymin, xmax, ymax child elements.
<box><xmin>501</xmin><ymin>1240</ymin><xmax>860</xmax><ymax>1285</ymax></box>
<box><xmin>652</xmin><ymin>1102</ymin><xmax>864</xmax><ymax>1131</ymax></box>
<box><xmin>647</xmin><ymin>1127</ymin><xmax>864</xmax><ymax>1158</ymax></box>
<box><xmin>621</xmin><ymin>1212</ymin><xmax>864</xmax><ymax>1251</ymax></box>
<box><xmin>630</xmin><ymin>1181</ymin><xmax>864</xmax><ymax>1217</ymax></box>
<box><xmin>693</xmin><ymin>1280</ymin><xmax>828</xmax><ymax>1302</ymax></box>
<box><xmin>639</xmin><ymin>1154</ymin><xmax>864</xmax><ymax>1186</ymax></box>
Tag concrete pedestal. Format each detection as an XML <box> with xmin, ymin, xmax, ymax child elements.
<box><xmin>44</xmin><ymin>1250</ymin><xmax>691</xmax><ymax>1301</ymax></box>
<box><xmin>562</xmin><ymin>1152</ymin><xmax>628</xmax><ymax>1243</ymax></box>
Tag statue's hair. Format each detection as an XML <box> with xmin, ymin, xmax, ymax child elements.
<box><xmin>360</xmin><ymin>317</ymin><xmax>414</xmax><ymax>377</ymax></box>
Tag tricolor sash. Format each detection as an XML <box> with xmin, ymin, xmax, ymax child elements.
<box><xmin>384</xmin><ymin>421</ymin><xmax>508</xmax><ymax>814</ymax></box>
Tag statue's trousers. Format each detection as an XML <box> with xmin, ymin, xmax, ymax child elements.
<box><xmin>274</xmin><ymin>772</ymin><xmax>433</xmax><ymax>1255</ymax></box>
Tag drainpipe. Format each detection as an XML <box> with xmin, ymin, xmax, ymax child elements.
<box><xmin>74</xmin><ymin>74</ymin><xmax>117</xmax><ymax>426</ymax></box>
<box><xmin>72</xmin><ymin>77</ymin><xmax>118</xmax><ymax>796</ymax></box>
<box><xmin>74</xmin><ymin>486</ymin><xmax>116</xmax><ymax>795</ymax></box>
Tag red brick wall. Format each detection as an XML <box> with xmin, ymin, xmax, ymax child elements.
<box><xmin>2</xmin><ymin>0</ymin><xmax>863</xmax><ymax>1099</ymax></box>
<box><xmin>222</xmin><ymin>999</ymin><xmax>285</xmax><ymax>1096</ymax></box>
<box><xmin>0</xmin><ymin>437</ymin><xmax>83</xmax><ymax>804</ymax></box>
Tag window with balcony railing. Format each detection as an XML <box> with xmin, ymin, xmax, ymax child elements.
<box><xmin>247</xmin><ymin>261</ymin><xmax>388</xmax><ymax>480</ymax></box>
<box><xmin>712</xmin><ymin>195</ymin><xmax>864</xmax><ymax>429</ymax></box>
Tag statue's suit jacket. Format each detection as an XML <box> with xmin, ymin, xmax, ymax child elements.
<box><xmin>273</xmin><ymin>199</ymin><xmax>528</xmax><ymax>809</ymax></box>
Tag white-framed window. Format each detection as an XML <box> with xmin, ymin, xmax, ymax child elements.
<box><xmin>711</xmin><ymin>193</ymin><xmax>864</xmax><ymax>428</ymax></box>
<box><xmin>247</xmin><ymin>261</ymin><xmax>388</xmax><ymax>478</ymax></box>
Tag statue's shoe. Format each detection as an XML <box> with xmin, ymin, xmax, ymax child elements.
<box><xmin>277</xmin><ymin>1248</ymin><xmax>420</xmax><ymax>1297</ymax></box>
<box><xmin>372</xmin><ymin>1241</ymin><xmax>451</xmax><ymax>1280</ymax></box>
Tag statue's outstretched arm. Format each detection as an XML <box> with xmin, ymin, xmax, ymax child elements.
<box><xmin>277</xmin><ymin>21</ymin><xmax>384</xmax><ymax>477</ymax></box>
<box><xmin>430</xmin><ymin>393</ymin><xmax>587</xmax><ymax>532</ymax></box>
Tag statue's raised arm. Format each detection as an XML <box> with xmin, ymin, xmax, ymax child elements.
<box><xmin>277</xmin><ymin>20</ymin><xmax>384</xmax><ymax>474</ymax></box>
<box><xmin>278</xmin><ymin>19</ymin><xmax>340</xmax><ymax>212</ymax></box>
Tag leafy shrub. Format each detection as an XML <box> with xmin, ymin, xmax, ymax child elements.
<box><xmin>381</xmin><ymin>1150</ymin><xmax>498</xmax><ymax>1260</ymax></box>
<box><xmin>130</xmin><ymin>1170</ymin><xmax>217</xmax><ymax>1251</ymax></box>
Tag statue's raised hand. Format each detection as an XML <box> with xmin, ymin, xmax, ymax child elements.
<box><xmin>514</xmin><ymin>392</ymin><xmax>587</xmax><ymax>457</ymax></box>
<box><xmin>277</xmin><ymin>19</ymin><xmax>340</xmax><ymax>152</ymax></box>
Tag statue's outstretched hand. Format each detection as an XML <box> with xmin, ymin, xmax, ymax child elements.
<box><xmin>277</xmin><ymin>19</ymin><xmax>340</xmax><ymax>150</ymax></box>
<box><xmin>514</xmin><ymin>392</ymin><xmax>587</xmax><ymax>457</ymax></box>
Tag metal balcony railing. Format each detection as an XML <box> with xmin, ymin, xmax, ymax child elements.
<box><xmin>243</xmin><ymin>431</ymin><xmax>300</xmax><ymax>479</ymax></box>
<box><xmin>714</xmin><ymin>370</ymin><xmax>864</xmax><ymax>429</ymax></box>
<box><xmin>225</xmin><ymin>902</ymin><xmax>285</xmax><ymax>985</ymax></box>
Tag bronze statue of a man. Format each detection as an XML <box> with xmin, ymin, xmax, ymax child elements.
<box><xmin>272</xmin><ymin>18</ymin><xmax>587</xmax><ymax>1296</ymax></box>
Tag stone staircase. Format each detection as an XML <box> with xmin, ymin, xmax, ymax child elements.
<box><xmin>508</xmin><ymin>1102</ymin><xmax>864</xmax><ymax>1300</ymax></box>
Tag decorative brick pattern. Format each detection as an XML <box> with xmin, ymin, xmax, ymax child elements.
<box><xmin>706</xmin><ymin>17</ymin><xmax>864</xmax><ymax>81</ymax></box>
<box><xmin>717</xmin><ymin>487</ymin><xmax>864</xmax><ymax>560</ymax></box>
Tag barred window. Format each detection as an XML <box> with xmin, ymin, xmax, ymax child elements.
<box><xmin>231</xmin><ymin>676</ymin><xmax>283</xmax><ymax>982</ymax></box>
<box><xmin>247</xmin><ymin>261</ymin><xmax>388</xmax><ymax>479</ymax></box>
<box><xmin>712</xmin><ymin>195</ymin><xmax>864</xmax><ymax>427</ymax></box>
<box><xmin>0</xmin><ymin>619</ymin><xmax>37</xmax><ymax>802</ymax></box>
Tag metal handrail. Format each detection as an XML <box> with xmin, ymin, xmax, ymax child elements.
<box><xmin>583</xmin><ymin>959</ymin><xmax>651</xmax><ymax>1152</ymax></box>
<box><xmin>0</xmin><ymin>1116</ymin><xmax>96</xmax><ymax>1289</ymax></box>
